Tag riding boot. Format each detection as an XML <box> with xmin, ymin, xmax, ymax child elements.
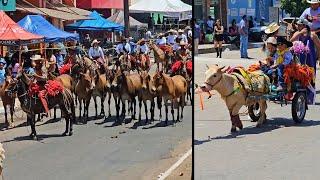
<box><xmin>215</xmin><ymin>48</ymin><xmax>219</xmax><ymax>58</ymax></box>
<box><xmin>219</xmin><ymin>48</ymin><xmax>222</xmax><ymax>58</ymax></box>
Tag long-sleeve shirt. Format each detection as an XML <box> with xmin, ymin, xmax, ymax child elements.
<box><xmin>137</xmin><ymin>44</ymin><xmax>149</xmax><ymax>54</ymax></box>
<box><xmin>300</xmin><ymin>7</ymin><xmax>320</xmax><ymax>30</ymax></box>
<box><xmin>273</xmin><ymin>50</ymin><xmax>293</xmax><ymax>66</ymax></box>
<box><xmin>167</xmin><ymin>35</ymin><xmax>177</xmax><ymax>45</ymax></box>
<box><xmin>88</xmin><ymin>46</ymin><xmax>105</xmax><ymax>60</ymax></box>
<box><xmin>156</xmin><ymin>37</ymin><xmax>167</xmax><ymax>45</ymax></box>
<box><xmin>116</xmin><ymin>43</ymin><xmax>131</xmax><ymax>54</ymax></box>
<box><xmin>178</xmin><ymin>34</ymin><xmax>188</xmax><ymax>43</ymax></box>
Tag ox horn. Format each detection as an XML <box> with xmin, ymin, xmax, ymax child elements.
<box><xmin>205</xmin><ymin>64</ymin><xmax>209</xmax><ymax>69</ymax></box>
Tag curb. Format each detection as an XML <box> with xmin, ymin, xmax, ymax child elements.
<box><xmin>198</xmin><ymin>42</ymin><xmax>263</xmax><ymax>54</ymax></box>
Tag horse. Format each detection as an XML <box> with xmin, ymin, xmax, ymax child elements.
<box><xmin>75</xmin><ymin>69</ymin><xmax>95</xmax><ymax>124</ymax></box>
<box><xmin>7</xmin><ymin>73</ymin><xmax>75</xmax><ymax>140</ymax></box>
<box><xmin>138</xmin><ymin>70</ymin><xmax>156</xmax><ymax>124</ymax></box>
<box><xmin>0</xmin><ymin>75</ymin><xmax>16</xmax><ymax>128</ymax></box>
<box><xmin>150</xmin><ymin>71</ymin><xmax>187</xmax><ymax>125</ymax></box>
<box><xmin>92</xmin><ymin>71</ymin><xmax>108</xmax><ymax>118</ymax></box>
<box><xmin>149</xmin><ymin>41</ymin><xmax>170</xmax><ymax>72</ymax></box>
<box><xmin>199</xmin><ymin>65</ymin><xmax>270</xmax><ymax>132</ymax></box>
<box><xmin>111</xmin><ymin>69</ymin><xmax>142</xmax><ymax>122</ymax></box>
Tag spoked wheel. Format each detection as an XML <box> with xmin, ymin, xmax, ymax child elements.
<box><xmin>248</xmin><ymin>102</ymin><xmax>260</xmax><ymax>122</ymax></box>
<box><xmin>292</xmin><ymin>92</ymin><xmax>307</xmax><ymax>123</ymax></box>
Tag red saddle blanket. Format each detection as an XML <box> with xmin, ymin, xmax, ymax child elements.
<box><xmin>59</xmin><ymin>63</ymin><xmax>73</xmax><ymax>75</ymax></box>
<box><xmin>284</xmin><ymin>63</ymin><xmax>314</xmax><ymax>88</ymax></box>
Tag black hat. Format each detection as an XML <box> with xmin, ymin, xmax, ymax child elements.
<box><xmin>276</xmin><ymin>36</ymin><xmax>293</xmax><ymax>47</ymax></box>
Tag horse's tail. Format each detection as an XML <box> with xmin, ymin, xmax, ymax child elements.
<box><xmin>62</xmin><ymin>88</ymin><xmax>74</xmax><ymax>113</ymax></box>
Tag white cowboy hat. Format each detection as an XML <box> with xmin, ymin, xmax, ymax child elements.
<box><xmin>307</xmin><ymin>0</ymin><xmax>320</xmax><ymax>4</ymax></box>
<box><xmin>265</xmin><ymin>37</ymin><xmax>277</xmax><ymax>45</ymax></box>
<box><xmin>178</xmin><ymin>29</ymin><xmax>184</xmax><ymax>33</ymax></box>
<box><xmin>297</xmin><ymin>18</ymin><xmax>312</xmax><ymax>27</ymax></box>
<box><xmin>179</xmin><ymin>40</ymin><xmax>188</xmax><ymax>46</ymax></box>
<box><xmin>264</xmin><ymin>22</ymin><xmax>280</xmax><ymax>34</ymax></box>
<box><xmin>91</xmin><ymin>39</ymin><xmax>100</xmax><ymax>46</ymax></box>
<box><xmin>31</xmin><ymin>55</ymin><xmax>44</xmax><ymax>61</ymax></box>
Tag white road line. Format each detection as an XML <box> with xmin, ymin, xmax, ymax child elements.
<box><xmin>157</xmin><ymin>148</ymin><xmax>192</xmax><ymax>180</ymax></box>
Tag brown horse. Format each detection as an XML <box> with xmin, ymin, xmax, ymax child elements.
<box><xmin>150</xmin><ymin>71</ymin><xmax>187</xmax><ymax>125</ymax></box>
<box><xmin>75</xmin><ymin>69</ymin><xmax>95</xmax><ymax>124</ymax></box>
<box><xmin>199</xmin><ymin>65</ymin><xmax>269</xmax><ymax>132</ymax></box>
<box><xmin>149</xmin><ymin>41</ymin><xmax>169</xmax><ymax>72</ymax></box>
<box><xmin>92</xmin><ymin>71</ymin><xmax>107</xmax><ymax>117</ymax></box>
<box><xmin>138</xmin><ymin>71</ymin><xmax>156</xmax><ymax>124</ymax></box>
<box><xmin>111</xmin><ymin>69</ymin><xmax>142</xmax><ymax>122</ymax></box>
<box><xmin>8</xmin><ymin>73</ymin><xmax>75</xmax><ymax>140</ymax></box>
<box><xmin>0</xmin><ymin>75</ymin><xmax>16</xmax><ymax>128</ymax></box>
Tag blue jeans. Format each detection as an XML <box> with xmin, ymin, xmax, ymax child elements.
<box><xmin>277</xmin><ymin>64</ymin><xmax>285</xmax><ymax>86</ymax></box>
<box><xmin>240</xmin><ymin>35</ymin><xmax>248</xmax><ymax>58</ymax></box>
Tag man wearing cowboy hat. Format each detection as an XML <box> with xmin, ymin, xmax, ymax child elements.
<box><xmin>88</xmin><ymin>39</ymin><xmax>105</xmax><ymax>63</ymax></box>
<box><xmin>300</xmin><ymin>0</ymin><xmax>320</xmax><ymax>31</ymax></box>
<box><xmin>264</xmin><ymin>22</ymin><xmax>280</xmax><ymax>37</ymax></box>
<box><xmin>178</xmin><ymin>29</ymin><xmax>188</xmax><ymax>45</ymax></box>
<box><xmin>136</xmin><ymin>38</ymin><xmax>150</xmax><ymax>67</ymax></box>
<box><xmin>167</xmin><ymin>29</ymin><xmax>177</xmax><ymax>45</ymax></box>
<box><xmin>156</xmin><ymin>33</ymin><xmax>167</xmax><ymax>46</ymax></box>
<box><xmin>116</xmin><ymin>37</ymin><xmax>131</xmax><ymax>56</ymax></box>
<box><xmin>175</xmin><ymin>40</ymin><xmax>190</xmax><ymax>62</ymax></box>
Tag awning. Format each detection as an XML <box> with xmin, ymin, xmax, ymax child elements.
<box><xmin>77</xmin><ymin>0</ymin><xmax>123</xmax><ymax>9</ymax></box>
<box><xmin>54</xmin><ymin>7</ymin><xmax>91</xmax><ymax>16</ymax></box>
<box><xmin>0</xmin><ymin>11</ymin><xmax>43</xmax><ymax>46</ymax></box>
<box><xmin>16</xmin><ymin>1</ymin><xmax>91</xmax><ymax>21</ymax></box>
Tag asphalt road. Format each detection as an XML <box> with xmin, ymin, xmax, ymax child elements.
<box><xmin>194</xmin><ymin>49</ymin><xmax>320</xmax><ymax>180</ymax></box>
<box><xmin>0</xmin><ymin>63</ymin><xmax>192</xmax><ymax>180</ymax></box>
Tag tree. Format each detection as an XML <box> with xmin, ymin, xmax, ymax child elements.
<box><xmin>280</xmin><ymin>0</ymin><xmax>309</xmax><ymax>17</ymax></box>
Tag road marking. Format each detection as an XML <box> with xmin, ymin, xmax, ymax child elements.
<box><xmin>157</xmin><ymin>148</ymin><xmax>192</xmax><ymax>180</ymax></box>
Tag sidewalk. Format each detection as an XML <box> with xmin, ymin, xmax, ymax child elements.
<box><xmin>198</xmin><ymin>42</ymin><xmax>263</xmax><ymax>54</ymax></box>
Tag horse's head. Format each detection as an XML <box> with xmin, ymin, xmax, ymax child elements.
<box><xmin>79</xmin><ymin>69</ymin><xmax>95</xmax><ymax>91</ymax></box>
<box><xmin>105</xmin><ymin>69</ymin><xmax>114</xmax><ymax>89</ymax></box>
<box><xmin>200</xmin><ymin>64</ymin><xmax>227</xmax><ymax>92</ymax></box>
<box><xmin>111</xmin><ymin>68</ymin><xmax>127</xmax><ymax>92</ymax></box>
<box><xmin>150</xmin><ymin>71</ymin><xmax>165</xmax><ymax>94</ymax></box>
<box><xmin>6</xmin><ymin>72</ymin><xmax>29</xmax><ymax>97</ymax></box>
<box><xmin>140</xmin><ymin>70</ymin><xmax>151</xmax><ymax>91</ymax></box>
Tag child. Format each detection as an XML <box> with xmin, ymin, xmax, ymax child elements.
<box><xmin>270</xmin><ymin>36</ymin><xmax>293</xmax><ymax>91</ymax></box>
<box><xmin>0</xmin><ymin>61</ymin><xmax>6</xmax><ymax>86</ymax></box>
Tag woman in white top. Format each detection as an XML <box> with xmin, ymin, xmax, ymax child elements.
<box><xmin>88</xmin><ymin>39</ymin><xmax>105</xmax><ymax>63</ymax></box>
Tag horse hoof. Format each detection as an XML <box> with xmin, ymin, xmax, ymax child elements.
<box><xmin>69</xmin><ymin>132</ymin><xmax>73</xmax><ymax>136</ymax></box>
<box><xmin>62</xmin><ymin>132</ymin><xmax>68</xmax><ymax>136</ymax></box>
<box><xmin>256</xmin><ymin>124</ymin><xmax>262</xmax><ymax>128</ymax></box>
<box><xmin>238</xmin><ymin>125</ymin><xmax>243</xmax><ymax>130</ymax></box>
<box><xmin>231</xmin><ymin>128</ymin><xmax>237</xmax><ymax>133</ymax></box>
<box><xmin>32</xmin><ymin>135</ymin><xmax>38</xmax><ymax>141</ymax></box>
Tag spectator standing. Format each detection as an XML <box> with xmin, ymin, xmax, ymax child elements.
<box><xmin>194</xmin><ymin>19</ymin><xmax>201</xmax><ymax>55</ymax></box>
<box><xmin>249</xmin><ymin>16</ymin><xmax>254</xmax><ymax>29</ymax></box>
<box><xmin>239</xmin><ymin>15</ymin><xmax>250</xmax><ymax>59</ymax></box>
<box><xmin>214</xmin><ymin>19</ymin><xmax>224</xmax><ymax>58</ymax></box>
<box><xmin>83</xmin><ymin>34</ymin><xmax>91</xmax><ymax>50</ymax></box>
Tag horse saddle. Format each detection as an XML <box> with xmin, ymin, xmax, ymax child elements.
<box><xmin>230</xmin><ymin>67</ymin><xmax>270</xmax><ymax>94</ymax></box>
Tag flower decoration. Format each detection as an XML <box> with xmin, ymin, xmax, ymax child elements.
<box><xmin>291</xmin><ymin>41</ymin><xmax>310</xmax><ymax>55</ymax></box>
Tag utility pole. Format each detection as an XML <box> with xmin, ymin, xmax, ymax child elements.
<box><xmin>124</xmin><ymin>0</ymin><xmax>130</xmax><ymax>37</ymax></box>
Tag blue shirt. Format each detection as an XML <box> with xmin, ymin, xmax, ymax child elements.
<box><xmin>55</xmin><ymin>54</ymin><xmax>64</xmax><ymax>68</ymax></box>
<box><xmin>300</xmin><ymin>7</ymin><xmax>320</xmax><ymax>30</ymax></box>
<box><xmin>273</xmin><ymin>51</ymin><xmax>293</xmax><ymax>66</ymax></box>
<box><xmin>194</xmin><ymin>24</ymin><xmax>201</xmax><ymax>39</ymax></box>
<box><xmin>0</xmin><ymin>69</ymin><xmax>5</xmax><ymax>85</ymax></box>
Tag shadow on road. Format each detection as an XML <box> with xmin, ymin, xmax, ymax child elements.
<box><xmin>2</xmin><ymin>133</ymin><xmax>67</xmax><ymax>143</ymax></box>
<box><xmin>142</xmin><ymin>120</ymin><xmax>175</xmax><ymax>129</ymax></box>
<box><xmin>194</xmin><ymin>118</ymin><xmax>320</xmax><ymax>146</ymax></box>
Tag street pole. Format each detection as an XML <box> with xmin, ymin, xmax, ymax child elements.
<box><xmin>124</xmin><ymin>0</ymin><xmax>130</xmax><ymax>38</ymax></box>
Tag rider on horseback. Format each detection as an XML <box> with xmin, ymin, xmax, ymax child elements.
<box><xmin>88</xmin><ymin>39</ymin><xmax>105</xmax><ymax>65</ymax></box>
<box><xmin>136</xmin><ymin>38</ymin><xmax>150</xmax><ymax>69</ymax></box>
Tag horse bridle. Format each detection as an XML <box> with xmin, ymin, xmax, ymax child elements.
<box><xmin>205</xmin><ymin>75</ymin><xmax>223</xmax><ymax>89</ymax></box>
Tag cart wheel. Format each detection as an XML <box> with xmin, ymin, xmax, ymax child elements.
<box><xmin>292</xmin><ymin>92</ymin><xmax>306</xmax><ymax>123</ymax></box>
<box><xmin>248</xmin><ymin>103</ymin><xmax>260</xmax><ymax>122</ymax></box>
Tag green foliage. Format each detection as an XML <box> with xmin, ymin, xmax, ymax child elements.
<box><xmin>280</xmin><ymin>0</ymin><xmax>309</xmax><ymax>17</ymax></box>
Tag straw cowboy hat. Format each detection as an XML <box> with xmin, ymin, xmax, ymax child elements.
<box><xmin>168</xmin><ymin>29</ymin><xmax>175</xmax><ymax>33</ymax></box>
<box><xmin>31</xmin><ymin>55</ymin><xmax>44</xmax><ymax>61</ymax></box>
<box><xmin>179</xmin><ymin>40</ymin><xmax>188</xmax><ymax>46</ymax></box>
<box><xmin>264</xmin><ymin>22</ymin><xmax>280</xmax><ymax>34</ymax></box>
<box><xmin>277</xmin><ymin>36</ymin><xmax>293</xmax><ymax>47</ymax></box>
<box><xmin>265</xmin><ymin>37</ymin><xmax>277</xmax><ymax>45</ymax></box>
<box><xmin>178</xmin><ymin>29</ymin><xmax>184</xmax><ymax>33</ymax></box>
<box><xmin>158</xmin><ymin>33</ymin><xmax>164</xmax><ymax>37</ymax></box>
<box><xmin>307</xmin><ymin>0</ymin><xmax>320</xmax><ymax>4</ymax></box>
<box><xmin>91</xmin><ymin>39</ymin><xmax>100</xmax><ymax>46</ymax></box>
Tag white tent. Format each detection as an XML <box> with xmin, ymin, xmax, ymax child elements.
<box><xmin>129</xmin><ymin>0</ymin><xmax>191</xmax><ymax>18</ymax></box>
<box><xmin>108</xmin><ymin>11</ymin><xmax>147</xmax><ymax>28</ymax></box>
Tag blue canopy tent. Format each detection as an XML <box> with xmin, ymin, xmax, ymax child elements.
<box><xmin>18</xmin><ymin>15</ymin><xmax>79</xmax><ymax>43</ymax></box>
<box><xmin>65</xmin><ymin>11</ymin><xmax>123</xmax><ymax>31</ymax></box>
